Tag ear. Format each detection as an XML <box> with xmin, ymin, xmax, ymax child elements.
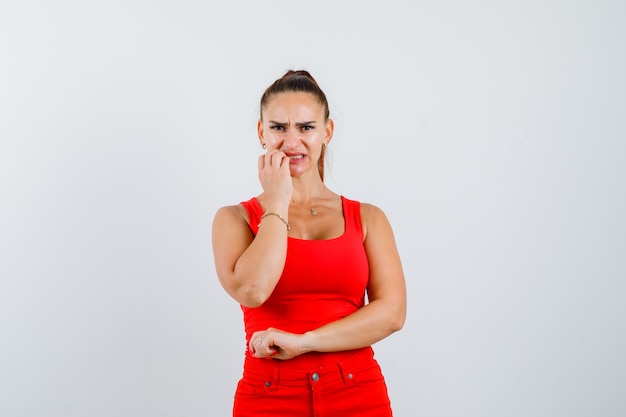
<box><xmin>324</xmin><ymin>118</ymin><xmax>334</xmax><ymax>144</ymax></box>
<box><xmin>257</xmin><ymin>119</ymin><xmax>264</xmax><ymax>145</ymax></box>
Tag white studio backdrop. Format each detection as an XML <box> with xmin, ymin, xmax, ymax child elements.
<box><xmin>1</xmin><ymin>1</ymin><xmax>625</xmax><ymax>416</ymax></box>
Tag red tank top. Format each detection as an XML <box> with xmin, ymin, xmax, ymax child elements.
<box><xmin>240</xmin><ymin>196</ymin><xmax>370</xmax><ymax>366</ymax></box>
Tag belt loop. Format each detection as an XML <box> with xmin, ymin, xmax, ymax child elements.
<box><xmin>337</xmin><ymin>362</ymin><xmax>355</xmax><ymax>386</ymax></box>
<box><xmin>268</xmin><ymin>367</ymin><xmax>279</xmax><ymax>392</ymax></box>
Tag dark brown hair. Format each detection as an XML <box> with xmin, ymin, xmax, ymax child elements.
<box><xmin>259</xmin><ymin>70</ymin><xmax>331</xmax><ymax>180</ymax></box>
<box><xmin>260</xmin><ymin>70</ymin><xmax>329</xmax><ymax>120</ymax></box>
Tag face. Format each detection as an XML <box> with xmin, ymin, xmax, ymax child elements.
<box><xmin>258</xmin><ymin>92</ymin><xmax>333</xmax><ymax>178</ymax></box>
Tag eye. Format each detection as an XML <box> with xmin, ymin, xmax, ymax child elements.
<box><xmin>301</xmin><ymin>125</ymin><xmax>314</xmax><ymax>131</ymax></box>
<box><xmin>270</xmin><ymin>125</ymin><xmax>285</xmax><ymax>131</ymax></box>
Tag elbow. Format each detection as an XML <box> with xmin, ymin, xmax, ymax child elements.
<box><xmin>387</xmin><ymin>304</ymin><xmax>406</xmax><ymax>333</ymax></box>
<box><xmin>370</xmin><ymin>298</ymin><xmax>406</xmax><ymax>335</ymax></box>
<box><xmin>237</xmin><ymin>285</ymin><xmax>272</xmax><ymax>308</ymax></box>
<box><xmin>389</xmin><ymin>314</ymin><xmax>405</xmax><ymax>333</ymax></box>
<box><xmin>241</xmin><ymin>296</ymin><xmax>266</xmax><ymax>309</ymax></box>
<box><xmin>221</xmin><ymin>269</ymin><xmax>274</xmax><ymax>308</ymax></box>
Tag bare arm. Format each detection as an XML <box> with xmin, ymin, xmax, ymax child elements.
<box><xmin>249</xmin><ymin>203</ymin><xmax>406</xmax><ymax>359</ymax></box>
<box><xmin>212</xmin><ymin>150</ymin><xmax>292</xmax><ymax>307</ymax></box>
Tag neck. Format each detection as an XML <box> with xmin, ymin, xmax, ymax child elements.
<box><xmin>290</xmin><ymin>177</ymin><xmax>325</xmax><ymax>204</ymax></box>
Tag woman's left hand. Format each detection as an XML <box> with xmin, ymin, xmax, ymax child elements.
<box><xmin>249</xmin><ymin>328</ymin><xmax>307</xmax><ymax>360</ymax></box>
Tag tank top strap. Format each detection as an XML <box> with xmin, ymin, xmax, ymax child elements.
<box><xmin>341</xmin><ymin>196</ymin><xmax>364</xmax><ymax>241</ymax></box>
<box><xmin>240</xmin><ymin>197</ymin><xmax>263</xmax><ymax>236</ymax></box>
<box><xmin>241</xmin><ymin>196</ymin><xmax>364</xmax><ymax>240</ymax></box>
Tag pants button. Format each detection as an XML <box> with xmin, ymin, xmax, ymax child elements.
<box><xmin>311</xmin><ymin>372</ymin><xmax>320</xmax><ymax>382</ymax></box>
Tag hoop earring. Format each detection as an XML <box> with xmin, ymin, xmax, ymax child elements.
<box><xmin>262</xmin><ymin>144</ymin><xmax>267</xmax><ymax>149</ymax></box>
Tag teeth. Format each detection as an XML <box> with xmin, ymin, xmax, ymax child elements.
<box><xmin>289</xmin><ymin>155</ymin><xmax>304</xmax><ymax>159</ymax></box>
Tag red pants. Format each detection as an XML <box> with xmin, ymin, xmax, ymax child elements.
<box><xmin>232</xmin><ymin>347</ymin><xmax>393</xmax><ymax>417</ymax></box>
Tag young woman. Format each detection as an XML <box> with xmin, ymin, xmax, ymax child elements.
<box><xmin>212</xmin><ymin>70</ymin><xmax>406</xmax><ymax>417</ymax></box>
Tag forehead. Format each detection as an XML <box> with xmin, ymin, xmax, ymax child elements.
<box><xmin>262</xmin><ymin>92</ymin><xmax>324</xmax><ymax>120</ymax></box>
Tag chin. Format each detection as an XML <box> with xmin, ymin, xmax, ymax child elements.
<box><xmin>288</xmin><ymin>166</ymin><xmax>305</xmax><ymax>177</ymax></box>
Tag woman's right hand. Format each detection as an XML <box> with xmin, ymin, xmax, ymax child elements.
<box><xmin>258</xmin><ymin>150</ymin><xmax>292</xmax><ymax>211</ymax></box>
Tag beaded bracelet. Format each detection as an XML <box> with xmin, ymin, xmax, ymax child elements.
<box><xmin>258</xmin><ymin>212</ymin><xmax>291</xmax><ymax>230</ymax></box>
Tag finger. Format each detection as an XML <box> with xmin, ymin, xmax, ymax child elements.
<box><xmin>258</xmin><ymin>154</ymin><xmax>265</xmax><ymax>171</ymax></box>
<box><xmin>254</xmin><ymin>347</ymin><xmax>277</xmax><ymax>359</ymax></box>
<box><xmin>271</xmin><ymin>151</ymin><xmax>286</xmax><ymax>167</ymax></box>
<box><xmin>249</xmin><ymin>337</ymin><xmax>258</xmax><ymax>353</ymax></box>
<box><xmin>251</xmin><ymin>343</ymin><xmax>265</xmax><ymax>358</ymax></box>
<box><xmin>280</xmin><ymin>154</ymin><xmax>291</xmax><ymax>170</ymax></box>
<box><xmin>249</xmin><ymin>331</ymin><xmax>262</xmax><ymax>351</ymax></box>
<box><xmin>260</xmin><ymin>150</ymin><xmax>275</xmax><ymax>170</ymax></box>
<box><xmin>253</xmin><ymin>335</ymin><xmax>264</xmax><ymax>347</ymax></box>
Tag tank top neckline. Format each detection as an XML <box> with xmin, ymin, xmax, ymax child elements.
<box><xmin>250</xmin><ymin>195</ymin><xmax>349</xmax><ymax>242</ymax></box>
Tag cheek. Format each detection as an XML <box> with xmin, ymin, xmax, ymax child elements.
<box><xmin>307</xmin><ymin>134</ymin><xmax>325</xmax><ymax>147</ymax></box>
<box><xmin>265</xmin><ymin>135</ymin><xmax>282</xmax><ymax>146</ymax></box>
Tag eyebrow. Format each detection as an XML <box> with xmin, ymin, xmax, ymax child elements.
<box><xmin>268</xmin><ymin>120</ymin><xmax>317</xmax><ymax>126</ymax></box>
<box><xmin>296</xmin><ymin>121</ymin><xmax>316</xmax><ymax>127</ymax></box>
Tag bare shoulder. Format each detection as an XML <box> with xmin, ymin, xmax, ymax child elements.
<box><xmin>212</xmin><ymin>203</ymin><xmax>255</xmax><ymax>243</ymax></box>
<box><xmin>359</xmin><ymin>202</ymin><xmax>386</xmax><ymax>218</ymax></box>
<box><xmin>359</xmin><ymin>202</ymin><xmax>392</xmax><ymax>240</ymax></box>
<box><xmin>213</xmin><ymin>203</ymin><xmax>249</xmax><ymax>226</ymax></box>
<box><xmin>212</xmin><ymin>203</ymin><xmax>255</xmax><ymax>262</ymax></box>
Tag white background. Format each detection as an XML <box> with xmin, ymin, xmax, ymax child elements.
<box><xmin>1</xmin><ymin>1</ymin><xmax>625</xmax><ymax>416</ymax></box>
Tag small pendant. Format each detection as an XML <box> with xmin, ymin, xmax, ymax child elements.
<box><xmin>310</xmin><ymin>208</ymin><xmax>317</xmax><ymax>216</ymax></box>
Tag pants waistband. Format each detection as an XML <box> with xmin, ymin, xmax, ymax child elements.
<box><xmin>242</xmin><ymin>347</ymin><xmax>375</xmax><ymax>387</ymax></box>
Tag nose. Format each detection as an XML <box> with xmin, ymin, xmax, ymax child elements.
<box><xmin>282</xmin><ymin>128</ymin><xmax>301</xmax><ymax>148</ymax></box>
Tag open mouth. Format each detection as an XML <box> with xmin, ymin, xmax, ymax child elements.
<box><xmin>288</xmin><ymin>154</ymin><xmax>305</xmax><ymax>160</ymax></box>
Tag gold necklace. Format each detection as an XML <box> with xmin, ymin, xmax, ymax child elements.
<box><xmin>292</xmin><ymin>184</ymin><xmax>326</xmax><ymax>216</ymax></box>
